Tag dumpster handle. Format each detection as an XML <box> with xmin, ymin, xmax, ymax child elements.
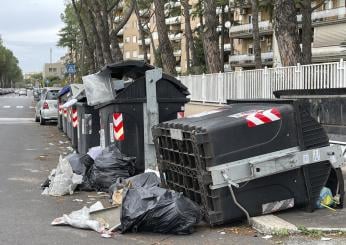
<box><xmin>222</xmin><ymin>171</ymin><xmax>251</xmax><ymax>225</ymax></box>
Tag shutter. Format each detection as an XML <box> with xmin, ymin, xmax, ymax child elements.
<box><xmin>314</xmin><ymin>23</ymin><xmax>346</xmax><ymax>48</ymax></box>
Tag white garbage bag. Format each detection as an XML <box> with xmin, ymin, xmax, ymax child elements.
<box><xmin>51</xmin><ymin>201</ymin><xmax>105</xmax><ymax>233</ymax></box>
<box><xmin>42</xmin><ymin>155</ymin><xmax>83</xmax><ymax>196</ymax></box>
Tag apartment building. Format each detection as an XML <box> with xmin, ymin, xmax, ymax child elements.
<box><xmin>228</xmin><ymin>0</ymin><xmax>346</xmax><ymax>70</ymax></box>
<box><xmin>117</xmin><ymin>0</ymin><xmax>346</xmax><ymax>73</ymax></box>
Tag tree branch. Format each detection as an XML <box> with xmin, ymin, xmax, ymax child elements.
<box><xmin>312</xmin><ymin>0</ymin><xmax>328</xmax><ymax>11</ymax></box>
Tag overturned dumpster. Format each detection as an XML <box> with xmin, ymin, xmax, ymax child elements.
<box><xmin>83</xmin><ymin>60</ymin><xmax>190</xmax><ymax>173</ymax></box>
<box><xmin>153</xmin><ymin>100</ymin><xmax>345</xmax><ymax>225</ymax></box>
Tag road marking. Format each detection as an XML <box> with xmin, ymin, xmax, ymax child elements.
<box><xmin>3</xmin><ymin>105</ymin><xmax>11</xmax><ymax>108</ymax></box>
<box><xmin>0</xmin><ymin>118</ymin><xmax>35</xmax><ymax>124</ymax></box>
<box><xmin>16</xmin><ymin>106</ymin><xmax>24</xmax><ymax>109</ymax></box>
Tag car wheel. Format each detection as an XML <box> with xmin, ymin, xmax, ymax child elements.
<box><xmin>40</xmin><ymin>114</ymin><xmax>46</xmax><ymax>125</ymax></box>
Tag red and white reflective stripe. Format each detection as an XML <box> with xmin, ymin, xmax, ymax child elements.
<box><xmin>72</xmin><ymin>108</ymin><xmax>78</xmax><ymax>128</ymax></box>
<box><xmin>245</xmin><ymin>108</ymin><xmax>281</xmax><ymax>128</ymax></box>
<box><xmin>113</xmin><ymin>113</ymin><xmax>124</xmax><ymax>141</ymax></box>
<box><xmin>177</xmin><ymin>111</ymin><xmax>184</xmax><ymax>119</ymax></box>
<box><xmin>63</xmin><ymin>108</ymin><xmax>67</xmax><ymax>118</ymax></box>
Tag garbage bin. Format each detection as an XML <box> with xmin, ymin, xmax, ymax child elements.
<box><xmin>273</xmin><ymin>88</ymin><xmax>346</xmax><ymax>142</ymax></box>
<box><xmin>76</xmin><ymin>100</ymin><xmax>100</xmax><ymax>154</ymax></box>
<box><xmin>83</xmin><ymin>60</ymin><xmax>190</xmax><ymax>174</ymax></box>
<box><xmin>153</xmin><ymin>99</ymin><xmax>345</xmax><ymax>225</ymax></box>
<box><xmin>58</xmin><ymin>85</ymin><xmax>71</xmax><ymax>134</ymax></box>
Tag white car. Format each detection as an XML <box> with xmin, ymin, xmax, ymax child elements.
<box><xmin>35</xmin><ymin>88</ymin><xmax>61</xmax><ymax>125</ymax></box>
<box><xmin>18</xmin><ymin>89</ymin><xmax>27</xmax><ymax>96</ymax></box>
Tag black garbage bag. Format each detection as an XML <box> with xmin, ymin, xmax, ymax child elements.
<box><xmin>89</xmin><ymin>144</ymin><xmax>136</xmax><ymax>192</ymax></box>
<box><xmin>120</xmin><ymin>186</ymin><xmax>201</xmax><ymax>234</ymax></box>
<box><xmin>66</xmin><ymin>153</ymin><xmax>86</xmax><ymax>176</ymax></box>
<box><xmin>109</xmin><ymin>172</ymin><xmax>160</xmax><ymax>196</ymax></box>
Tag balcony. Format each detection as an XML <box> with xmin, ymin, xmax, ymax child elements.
<box><xmin>297</xmin><ymin>7</ymin><xmax>346</xmax><ymax>24</ymax></box>
<box><xmin>229</xmin><ymin>52</ymin><xmax>273</xmax><ymax>65</ymax></box>
<box><xmin>114</xmin><ymin>16</ymin><xmax>121</xmax><ymax>23</ymax></box>
<box><xmin>229</xmin><ymin>20</ymin><xmax>273</xmax><ymax>34</ymax></box>
<box><xmin>139</xmin><ymin>9</ymin><xmax>150</xmax><ymax>17</ymax></box>
<box><xmin>164</xmin><ymin>1</ymin><xmax>181</xmax><ymax>9</ymax></box>
<box><xmin>138</xmin><ymin>53</ymin><xmax>151</xmax><ymax>60</ymax></box>
<box><xmin>173</xmin><ymin>50</ymin><xmax>182</xmax><ymax>57</ymax></box>
<box><xmin>168</xmin><ymin>33</ymin><xmax>182</xmax><ymax>41</ymax></box>
<box><xmin>165</xmin><ymin>16</ymin><xmax>181</xmax><ymax>25</ymax></box>
<box><xmin>137</xmin><ymin>38</ymin><xmax>151</xmax><ymax>46</ymax></box>
<box><xmin>117</xmin><ymin>28</ymin><xmax>124</xmax><ymax>36</ymax></box>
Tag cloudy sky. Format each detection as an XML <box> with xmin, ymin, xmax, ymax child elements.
<box><xmin>0</xmin><ymin>0</ymin><xmax>67</xmax><ymax>73</ymax></box>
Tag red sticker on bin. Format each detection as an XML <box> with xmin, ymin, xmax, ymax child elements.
<box><xmin>229</xmin><ymin>108</ymin><xmax>281</xmax><ymax>128</ymax></box>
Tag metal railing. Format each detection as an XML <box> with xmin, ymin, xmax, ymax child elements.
<box><xmin>178</xmin><ymin>59</ymin><xmax>346</xmax><ymax>103</ymax></box>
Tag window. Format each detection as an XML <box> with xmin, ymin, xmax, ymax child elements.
<box><xmin>153</xmin><ymin>32</ymin><xmax>158</xmax><ymax>39</ymax></box>
<box><xmin>125</xmin><ymin>51</ymin><xmax>130</xmax><ymax>59</ymax></box>
<box><xmin>248</xmin><ymin>15</ymin><xmax>253</xmax><ymax>24</ymax></box>
<box><xmin>48</xmin><ymin>67</ymin><xmax>57</xmax><ymax>72</ymax></box>
<box><xmin>248</xmin><ymin>45</ymin><xmax>253</xmax><ymax>55</ymax></box>
<box><xmin>125</xmin><ymin>37</ymin><xmax>131</xmax><ymax>43</ymax></box>
<box><xmin>132</xmin><ymin>36</ymin><xmax>137</xmax><ymax>43</ymax></box>
<box><xmin>132</xmin><ymin>51</ymin><xmax>138</xmax><ymax>58</ymax></box>
<box><xmin>46</xmin><ymin>90</ymin><xmax>59</xmax><ymax>100</ymax></box>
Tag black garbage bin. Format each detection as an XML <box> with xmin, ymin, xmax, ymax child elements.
<box><xmin>274</xmin><ymin>88</ymin><xmax>346</xmax><ymax>142</ymax></box>
<box><xmin>153</xmin><ymin>99</ymin><xmax>345</xmax><ymax>225</ymax></box>
<box><xmin>83</xmin><ymin>61</ymin><xmax>190</xmax><ymax>174</ymax></box>
<box><xmin>58</xmin><ymin>86</ymin><xmax>70</xmax><ymax>135</ymax></box>
<box><xmin>76</xmin><ymin>100</ymin><xmax>100</xmax><ymax>154</ymax></box>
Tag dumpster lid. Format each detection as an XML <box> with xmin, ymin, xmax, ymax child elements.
<box><xmin>274</xmin><ymin>88</ymin><xmax>346</xmax><ymax>98</ymax></box>
<box><xmin>58</xmin><ymin>85</ymin><xmax>70</xmax><ymax>97</ymax></box>
<box><xmin>101</xmin><ymin>60</ymin><xmax>155</xmax><ymax>79</ymax></box>
<box><xmin>62</xmin><ymin>98</ymin><xmax>78</xmax><ymax>108</ymax></box>
<box><xmin>70</xmin><ymin>84</ymin><xmax>84</xmax><ymax>97</ymax></box>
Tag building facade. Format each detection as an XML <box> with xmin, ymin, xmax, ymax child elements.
<box><xmin>116</xmin><ymin>0</ymin><xmax>346</xmax><ymax>73</ymax></box>
<box><xmin>42</xmin><ymin>62</ymin><xmax>65</xmax><ymax>79</ymax></box>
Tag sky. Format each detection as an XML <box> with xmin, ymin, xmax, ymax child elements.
<box><xmin>0</xmin><ymin>0</ymin><xmax>67</xmax><ymax>73</ymax></box>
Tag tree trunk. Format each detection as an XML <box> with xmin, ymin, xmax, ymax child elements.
<box><xmin>301</xmin><ymin>0</ymin><xmax>312</xmax><ymax>65</ymax></box>
<box><xmin>181</xmin><ymin>0</ymin><xmax>197</xmax><ymax>68</ymax></box>
<box><xmin>153</xmin><ymin>0</ymin><xmax>177</xmax><ymax>75</ymax></box>
<box><xmin>109</xmin><ymin>0</ymin><xmax>134</xmax><ymax>62</ymax></box>
<box><xmin>87</xmin><ymin>6</ymin><xmax>104</xmax><ymax>68</ymax></box>
<box><xmin>251</xmin><ymin>0</ymin><xmax>262</xmax><ymax>69</ymax></box>
<box><xmin>134</xmin><ymin>3</ymin><xmax>148</xmax><ymax>63</ymax></box>
<box><xmin>274</xmin><ymin>0</ymin><xmax>302</xmax><ymax>66</ymax></box>
<box><xmin>202</xmin><ymin>0</ymin><xmax>222</xmax><ymax>73</ymax></box>
<box><xmin>71</xmin><ymin>0</ymin><xmax>95</xmax><ymax>73</ymax></box>
<box><xmin>90</xmin><ymin>0</ymin><xmax>113</xmax><ymax>65</ymax></box>
<box><xmin>220</xmin><ymin>6</ymin><xmax>225</xmax><ymax>72</ymax></box>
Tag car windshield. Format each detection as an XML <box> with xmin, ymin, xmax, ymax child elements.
<box><xmin>46</xmin><ymin>90</ymin><xmax>59</xmax><ymax>100</ymax></box>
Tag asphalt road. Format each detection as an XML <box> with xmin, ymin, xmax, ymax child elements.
<box><xmin>0</xmin><ymin>92</ymin><xmax>345</xmax><ymax>245</ymax></box>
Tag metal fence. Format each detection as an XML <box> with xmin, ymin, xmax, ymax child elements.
<box><xmin>178</xmin><ymin>59</ymin><xmax>346</xmax><ymax>103</ymax></box>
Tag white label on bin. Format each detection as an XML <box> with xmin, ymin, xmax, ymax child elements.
<box><xmin>81</xmin><ymin>119</ymin><xmax>85</xmax><ymax>135</ymax></box>
<box><xmin>170</xmin><ymin>128</ymin><xmax>183</xmax><ymax>141</ymax></box>
<box><xmin>110</xmin><ymin>123</ymin><xmax>114</xmax><ymax>143</ymax></box>
<box><xmin>303</xmin><ymin>154</ymin><xmax>310</xmax><ymax>164</ymax></box>
<box><xmin>77</xmin><ymin>122</ymin><xmax>80</xmax><ymax>140</ymax></box>
<box><xmin>313</xmin><ymin>149</ymin><xmax>321</xmax><ymax>162</ymax></box>
<box><xmin>100</xmin><ymin>129</ymin><xmax>105</xmax><ymax>149</ymax></box>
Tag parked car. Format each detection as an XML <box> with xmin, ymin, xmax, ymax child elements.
<box><xmin>35</xmin><ymin>87</ymin><xmax>61</xmax><ymax>125</ymax></box>
<box><xmin>18</xmin><ymin>89</ymin><xmax>27</xmax><ymax>96</ymax></box>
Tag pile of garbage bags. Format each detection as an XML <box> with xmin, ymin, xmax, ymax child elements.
<box><xmin>45</xmin><ymin>144</ymin><xmax>201</xmax><ymax>236</ymax></box>
<box><xmin>120</xmin><ymin>173</ymin><xmax>201</xmax><ymax>234</ymax></box>
<box><xmin>42</xmin><ymin>145</ymin><xmax>136</xmax><ymax>195</ymax></box>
